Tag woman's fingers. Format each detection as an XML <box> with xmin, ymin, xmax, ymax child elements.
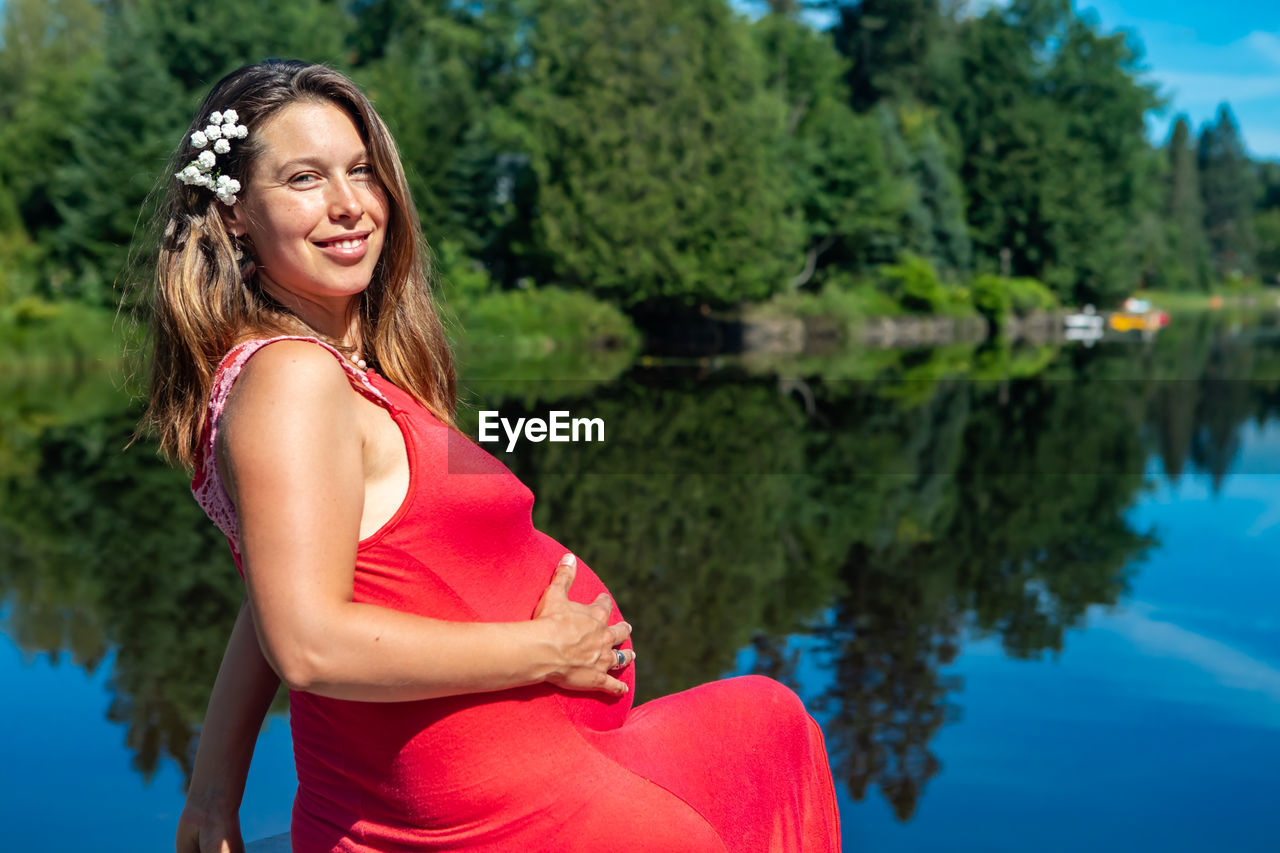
<box><xmin>549</xmin><ymin>553</ymin><xmax>576</xmax><ymax>595</ymax></box>
<box><xmin>532</xmin><ymin>554</ymin><xmax>577</xmax><ymax>620</ymax></box>
<box><xmin>535</xmin><ymin>552</ymin><xmax>636</xmax><ymax>696</ymax></box>
<box><xmin>607</xmin><ymin>648</ymin><xmax>635</xmax><ymax>670</ymax></box>
<box><xmin>543</xmin><ymin>556</ymin><xmax>616</xmax><ymax>622</ymax></box>
<box><xmin>587</xmin><ymin>591</ymin><xmax>614</xmax><ymax>621</ymax></box>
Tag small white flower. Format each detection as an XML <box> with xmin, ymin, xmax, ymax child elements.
<box><xmin>174</xmin><ymin>107</ymin><xmax>249</xmax><ymax>199</ymax></box>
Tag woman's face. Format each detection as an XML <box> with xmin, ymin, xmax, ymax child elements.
<box><xmin>229</xmin><ymin>100</ymin><xmax>388</xmax><ymax>317</ymax></box>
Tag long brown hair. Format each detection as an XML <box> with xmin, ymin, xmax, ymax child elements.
<box><xmin>136</xmin><ymin>60</ymin><xmax>457</xmax><ymax>467</ymax></box>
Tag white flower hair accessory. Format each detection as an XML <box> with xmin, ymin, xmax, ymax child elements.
<box><xmin>176</xmin><ymin>108</ymin><xmax>249</xmax><ymax>205</ymax></box>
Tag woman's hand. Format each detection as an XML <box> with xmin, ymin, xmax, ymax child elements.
<box><xmin>531</xmin><ymin>554</ymin><xmax>634</xmax><ymax>695</ymax></box>
<box><xmin>176</xmin><ymin>599</ymin><xmax>278</xmax><ymax>853</ymax></box>
<box><xmin>175</xmin><ymin>797</ymin><xmax>243</xmax><ymax>853</ymax></box>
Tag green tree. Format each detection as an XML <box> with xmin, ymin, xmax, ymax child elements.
<box><xmin>876</xmin><ymin>102</ymin><xmax>972</xmax><ymax>278</ymax></box>
<box><xmin>751</xmin><ymin>10</ymin><xmax>906</xmax><ymax>286</ymax></box>
<box><xmin>0</xmin><ymin>0</ymin><xmax>105</xmax><ymax>300</ymax></box>
<box><xmin>1198</xmin><ymin>104</ymin><xmax>1258</xmax><ymax>282</ymax></box>
<box><xmin>944</xmin><ymin>0</ymin><xmax>1160</xmax><ymax>305</ymax></box>
<box><xmin>1254</xmin><ymin>209</ymin><xmax>1280</xmax><ymax>286</ymax></box>
<box><xmin>0</xmin><ymin>0</ymin><xmax>104</xmax><ymax>237</ymax></box>
<box><xmin>829</xmin><ymin>0</ymin><xmax>953</xmax><ymax>111</ymax></box>
<box><xmin>355</xmin><ymin>1</ymin><xmax>525</xmax><ymax>266</ymax></box>
<box><xmin>46</xmin><ymin>0</ymin><xmax>347</xmax><ymax>304</ymax></box>
<box><xmin>1162</xmin><ymin>116</ymin><xmax>1211</xmax><ymax>290</ymax></box>
<box><xmin>508</xmin><ymin>0</ymin><xmax>803</xmax><ymax>308</ymax></box>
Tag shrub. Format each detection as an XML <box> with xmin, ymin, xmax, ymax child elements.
<box><xmin>455</xmin><ymin>285</ymin><xmax>640</xmax><ymax>357</ymax></box>
<box><xmin>972</xmin><ymin>273</ymin><xmax>1056</xmax><ymax>325</ymax></box>
<box><xmin>878</xmin><ymin>253</ymin><xmax>951</xmax><ymax>314</ymax></box>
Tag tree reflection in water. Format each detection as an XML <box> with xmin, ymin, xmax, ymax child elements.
<box><xmin>3</xmin><ymin>313</ymin><xmax>1280</xmax><ymax>816</ymax></box>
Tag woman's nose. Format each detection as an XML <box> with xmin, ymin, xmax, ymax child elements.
<box><xmin>329</xmin><ymin>177</ymin><xmax>365</xmax><ymax>221</ymax></box>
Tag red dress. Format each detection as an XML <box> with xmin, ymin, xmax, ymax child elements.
<box><xmin>192</xmin><ymin>337</ymin><xmax>841</xmax><ymax>852</ymax></box>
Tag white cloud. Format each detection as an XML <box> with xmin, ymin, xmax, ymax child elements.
<box><xmin>1244</xmin><ymin>30</ymin><xmax>1280</xmax><ymax>67</ymax></box>
<box><xmin>1098</xmin><ymin>604</ymin><xmax>1280</xmax><ymax>714</ymax></box>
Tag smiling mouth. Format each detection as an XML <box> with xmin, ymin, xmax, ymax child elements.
<box><xmin>313</xmin><ymin>228</ymin><xmax>373</xmax><ymax>249</ymax></box>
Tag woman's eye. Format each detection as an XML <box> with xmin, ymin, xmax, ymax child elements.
<box><xmin>353</xmin><ymin>164</ymin><xmax>374</xmax><ymax>178</ymax></box>
<box><xmin>289</xmin><ymin>173</ymin><xmax>317</xmax><ymax>186</ymax></box>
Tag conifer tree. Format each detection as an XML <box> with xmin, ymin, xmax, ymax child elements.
<box><xmin>0</xmin><ymin>0</ymin><xmax>104</xmax><ymax>239</ymax></box>
<box><xmin>509</xmin><ymin>0</ymin><xmax>802</xmax><ymax>307</ymax></box>
<box><xmin>751</xmin><ymin>10</ymin><xmax>907</xmax><ymax>286</ymax></box>
<box><xmin>885</xmin><ymin>102</ymin><xmax>971</xmax><ymax>278</ymax></box>
<box><xmin>355</xmin><ymin>1</ymin><xmax>524</xmax><ymax>266</ymax></box>
<box><xmin>1254</xmin><ymin>160</ymin><xmax>1280</xmax><ymax>285</ymax></box>
<box><xmin>47</xmin><ymin>0</ymin><xmax>348</xmax><ymax>304</ymax></box>
<box><xmin>46</xmin><ymin>6</ymin><xmax>184</xmax><ymax>304</ymax></box>
<box><xmin>1198</xmin><ymin>104</ymin><xmax>1258</xmax><ymax>281</ymax></box>
<box><xmin>944</xmin><ymin>0</ymin><xmax>1158</xmax><ymax>304</ymax></box>
<box><xmin>1165</xmin><ymin>116</ymin><xmax>1211</xmax><ymax>290</ymax></box>
<box><xmin>830</xmin><ymin>0</ymin><xmax>951</xmax><ymax>111</ymax></box>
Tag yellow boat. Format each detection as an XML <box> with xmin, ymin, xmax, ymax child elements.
<box><xmin>1108</xmin><ymin>311</ymin><xmax>1169</xmax><ymax>332</ymax></box>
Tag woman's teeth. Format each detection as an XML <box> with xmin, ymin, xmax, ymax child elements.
<box><xmin>328</xmin><ymin>239</ymin><xmax>362</xmax><ymax>248</ymax></box>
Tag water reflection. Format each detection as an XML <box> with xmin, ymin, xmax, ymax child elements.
<box><xmin>3</xmin><ymin>311</ymin><xmax>1280</xmax><ymax>824</ymax></box>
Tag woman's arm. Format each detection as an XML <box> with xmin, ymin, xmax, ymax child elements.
<box><xmin>176</xmin><ymin>598</ymin><xmax>279</xmax><ymax>853</ymax></box>
<box><xmin>220</xmin><ymin>341</ymin><xmax>631</xmax><ymax>702</ymax></box>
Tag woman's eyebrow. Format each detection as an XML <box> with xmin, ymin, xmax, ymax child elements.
<box><xmin>276</xmin><ymin>150</ymin><xmax>371</xmax><ymax>173</ymax></box>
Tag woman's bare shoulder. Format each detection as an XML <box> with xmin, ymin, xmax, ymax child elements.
<box><xmin>221</xmin><ymin>339</ymin><xmax>357</xmax><ymax>442</ymax></box>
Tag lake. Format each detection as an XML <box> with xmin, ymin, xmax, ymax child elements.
<box><xmin>3</xmin><ymin>312</ymin><xmax>1279</xmax><ymax>850</ymax></box>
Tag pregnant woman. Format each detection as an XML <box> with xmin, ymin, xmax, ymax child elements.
<box><xmin>150</xmin><ymin>60</ymin><xmax>840</xmax><ymax>852</ymax></box>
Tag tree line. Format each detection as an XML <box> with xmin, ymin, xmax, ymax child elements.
<box><xmin>1</xmin><ymin>0</ymin><xmax>1278</xmax><ymax>317</ymax></box>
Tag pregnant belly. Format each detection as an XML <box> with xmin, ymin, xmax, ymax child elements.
<box><xmin>291</xmin><ymin>681</ymin><xmax>633</xmax><ymax>834</ymax></box>
<box><xmin>319</xmin><ymin>532</ymin><xmax>636</xmax><ymax>828</ymax></box>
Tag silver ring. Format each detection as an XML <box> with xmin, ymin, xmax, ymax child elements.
<box><xmin>613</xmin><ymin>649</ymin><xmax>626</xmax><ymax>668</ymax></box>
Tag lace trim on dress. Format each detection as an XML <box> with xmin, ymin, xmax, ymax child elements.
<box><xmin>190</xmin><ymin>336</ymin><xmax>393</xmax><ymax>560</ymax></box>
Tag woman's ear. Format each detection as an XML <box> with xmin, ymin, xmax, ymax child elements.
<box><xmin>219</xmin><ymin>202</ymin><xmax>247</xmax><ymax>238</ymax></box>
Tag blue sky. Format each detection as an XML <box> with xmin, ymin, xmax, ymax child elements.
<box><xmin>1074</xmin><ymin>0</ymin><xmax>1280</xmax><ymax>159</ymax></box>
<box><xmin>962</xmin><ymin>1</ymin><xmax>1280</xmax><ymax>158</ymax></box>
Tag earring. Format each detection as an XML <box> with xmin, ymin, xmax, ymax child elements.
<box><xmin>234</xmin><ymin>235</ymin><xmax>257</xmax><ymax>281</ymax></box>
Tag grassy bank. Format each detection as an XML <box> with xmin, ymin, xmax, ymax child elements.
<box><xmin>737</xmin><ymin>258</ymin><xmax>1058</xmax><ymax>345</ymax></box>
<box><xmin>450</xmin><ymin>285</ymin><xmax>641</xmax><ymax>405</ymax></box>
